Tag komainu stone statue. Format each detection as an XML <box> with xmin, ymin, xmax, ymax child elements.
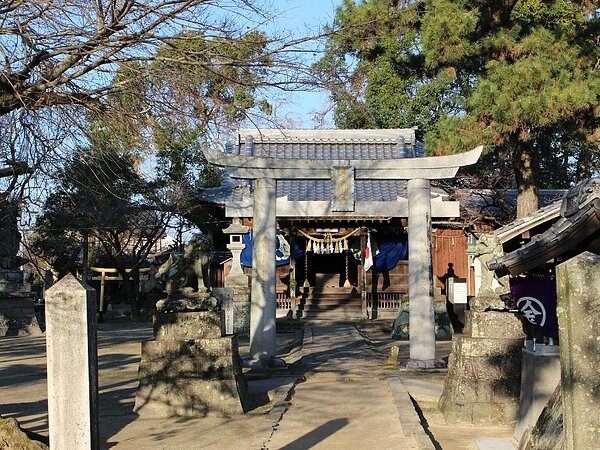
<box><xmin>155</xmin><ymin>234</ymin><xmax>217</xmax><ymax>313</ymax></box>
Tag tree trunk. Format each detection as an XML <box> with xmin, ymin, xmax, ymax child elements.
<box><xmin>513</xmin><ymin>140</ymin><xmax>539</xmax><ymax>219</ymax></box>
<box><xmin>575</xmin><ymin>145</ymin><xmax>593</xmax><ymax>182</ymax></box>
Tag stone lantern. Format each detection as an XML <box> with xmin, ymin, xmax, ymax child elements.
<box><xmin>222</xmin><ymin>219</ymin><xmax>249</xmax><ymax>288</ymax></box>
<box><xmin>212</xmin><ymin>219</ymin><xmax>252</xmax><ymax>336</ymax></box>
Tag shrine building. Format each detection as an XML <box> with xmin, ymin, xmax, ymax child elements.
<box><xmin>198</xmin><ymin>128</ymin><xmax>482</xmax><ymax>366</ymax></box>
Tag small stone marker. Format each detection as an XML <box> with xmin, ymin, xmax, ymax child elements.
<box><xmin>213</xmin><ymin>287</ymin><xmax>234</xmax><ymax>335</ymax></box>
<box><xmin>45</xmin><ymin>274</ymin><xmax>98</xmax><ymax>450</ymax></box>
<box><xmin>556</xmin><ymin>252</ymin><xmax>600</xmax><ymax>450</ymax></box>
<box><xmin>388</xmin><ymin>345</ymin><xmax>400</xmax><ymax>365</ymax></box>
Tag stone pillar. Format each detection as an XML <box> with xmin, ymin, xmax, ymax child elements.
<box><xmin>407</xmin><ymin>178</ymin><xmax>435</xmax><ymax>361</ymax></box>
<box><xmin>250</xmin><ymin>177</ymin><xmax>277</xmax><ymax>363</ymax></box>
<box><xmin>45</xmin><ymin>274</ymin><xmax>98</xmax><ymax>450</ymax></box>
<box><xmin>556</xmin><ymin>252</ymin><xmax>600</xmax><ymax>450</ymax></box>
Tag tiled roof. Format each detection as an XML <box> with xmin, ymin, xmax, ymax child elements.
<box><xmin>491</xmin><ymin>201</ymin><xmax>562</xmax><ymax>243</ymax></box>
<box><xmin>487</xmin><ymin>178</ymin><xmax>600</xmax><ymax>276</ymax></box>
<box><xmin>197</xmin><ymin>177</ymin><xmax>449</xmax><ymax>204</ymax></box>
<box><xmin>278</xmin><ymin>180</ymin><xmax>409</xmax><ymax>202</ymax></box>
<box><xmin>198</xmin><ymin>128</ymin><xmax>429</xmax><ymax>205</ymax></box>
<box><xmin>225</xmin><ymin>128</ymin><xmax>424</xmax><ymax>159</ymax></box>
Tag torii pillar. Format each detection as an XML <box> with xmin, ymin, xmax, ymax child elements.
<box><xmin>249</xmin><ymin>178</ymin><xmax>277</xmax><ymax>362</ymax></box>
<box><xmin>407</xmin><ymin>179</ymin><xmax>435</xmax><ymax>361</ymax></box>
<box><xmin>203</xmin><ymin>140</ymin><xmax>482</xmax><ymax>366</ymax></box>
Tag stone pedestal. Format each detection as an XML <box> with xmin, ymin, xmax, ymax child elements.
<box><xmin>392</xmin><ymin>299</ymin><xmax>452</xmax><ymax>340</ymax></box>
<box><xmin>556</xmin><ymin>252</ymin><xmax>600</xmax><ymax>450</ymax></box>
<box><xmin>0</xmin><ymin>269</ymin><xmax>42</xmax><ymax>336</ymax></box>
<box><xmin>514</xmin><ymin>349</ymin><xmax>561</xmax><ymax>441</ymax></box>
<box><xmin>439</xmin><ymin>307</ymin><xmax>525</xmax><ymax>424</ymax></box>
<box><xmin>134</xmin><ymin>311</ymin><xmax>251</xmax><ymax>417</ymax></box>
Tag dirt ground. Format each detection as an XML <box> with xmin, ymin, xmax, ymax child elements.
<box><xmin>357</xmin><ymin>320</ymin><xmax>517</xmax><ymax>450</ymax></box>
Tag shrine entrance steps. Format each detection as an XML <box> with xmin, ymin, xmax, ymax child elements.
<box><xmin>297</xmin><ymin>286</ymin><xmax>362</xmax><ymax>321</ymax></box>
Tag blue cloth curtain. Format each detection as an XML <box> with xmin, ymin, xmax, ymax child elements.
<box><xmin>373</xmin><ymin>236</ymin><xmax>408</xmax><ymax>272</ymax></box>
<box><xmin>241</xmin><ymin>231</ymin><xmax>302</xmax><ymax>267</ymax></box>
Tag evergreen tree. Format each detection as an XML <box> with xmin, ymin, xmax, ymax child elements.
<box><xmin>319</xmin><ymin>0</ymin><xmax>600</xmax><ymax>217</ymax></box>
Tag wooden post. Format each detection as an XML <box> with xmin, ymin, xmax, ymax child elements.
<box><xmin>289</xmin><ymin>226</ymin><xmax>297</xmax><ymax>316</ymax></box>
<box><xmin>360</xmin><ymin>227</ymin><xmax>367</xmax><ymax>319</ymax></box>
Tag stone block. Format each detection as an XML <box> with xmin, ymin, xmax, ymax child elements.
<box><xmin>454</xmin><ymin>336</ymin><xmax>523</xmax><ymax>358</ymax></box>
<box><xmin>467</xmin><ymin>310</ymin><xmax>525</xmax><ymax>339</ymax></box>
<box><xmin>135</xmin><ymin>378</ymin><xmax>246</xmax><ymax>417</ymax></box>
<box><xmin>153</xmin><ymin>311</ymin><xmax>222</xmax><ymax>340</ymax></box>
<box><xmin>514</xmin><ymin>350</ymin><xmax>561</xmax><ymax>441</ymax></box>
<box><xmin>141</xmin><ymin>337</ymin><xmax>238</xmax><ymax>359</ymax></box>
<box><xmin>0</xmin><ymin>297</ymin><xmax>42</xmax><ymax>336</ymax></box>
<box><xmin>451</xmin><ymin>356</ymin><xmax>521</xmax><ymax>384</ymax></box>
<box><xmin>138</xmin><ymin>356</ymin><xmax>238</xmax><ymax>381</ymax></box>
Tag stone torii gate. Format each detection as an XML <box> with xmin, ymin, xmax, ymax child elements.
<box><xmin>203</xmin><ymin>130</ymin><xmax>481</xmax><ymax>366</ymax></box>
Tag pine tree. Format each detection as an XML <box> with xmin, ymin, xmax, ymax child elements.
<box><xmin>319</xmin><ymin>0</ymin><xmax>600</xmax><ymax>217</ymax></box>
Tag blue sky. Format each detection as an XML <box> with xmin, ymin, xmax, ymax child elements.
<box><xmin>265</xmin><ymin>0</ymin><xmax>342</xmax><ymax>128</ymax></box>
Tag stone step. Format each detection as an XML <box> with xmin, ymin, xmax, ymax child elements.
<box><xmin>299</xmin><ymin>304</ymin><xmax>362</xmax><ymax>312</ymax></box>
<box><xmin>302</xmin><ymin>287</ymin><xmax>358</xmax><ymax>295</ymax></box>
<box><xmin>301</xmin><ymin>309</ymin><xmax>363</xmax><ymax>320</ymax></box>
<box><xmin>301</xmin><ymin>297</ymin><xmax>362</xmax><ymax>306</ymax></box>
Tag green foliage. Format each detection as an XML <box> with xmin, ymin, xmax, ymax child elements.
<box><xmin>317</xmin><ymin>0</ymin><xmax>465</xmax><ymax>135</ymax></box>
<box><xmin>31</xmin><ymin>143</ymin><xmax>167</xmax><ymax>277</ymax></box>
<box><xmin>151</xmin><ymin>30</ymin><xmax>272</xmax><ymax>127</ymax></box>
<box><xmin>321</xmin><ymin>0</ymin><xmax>600</xmax><ymax>215</ymax></box>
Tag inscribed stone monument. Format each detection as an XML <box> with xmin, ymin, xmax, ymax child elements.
<box><xmin>45</xmin><ymin>274</ymin><xmax>99</xmax><ymax>450</ymax></box>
